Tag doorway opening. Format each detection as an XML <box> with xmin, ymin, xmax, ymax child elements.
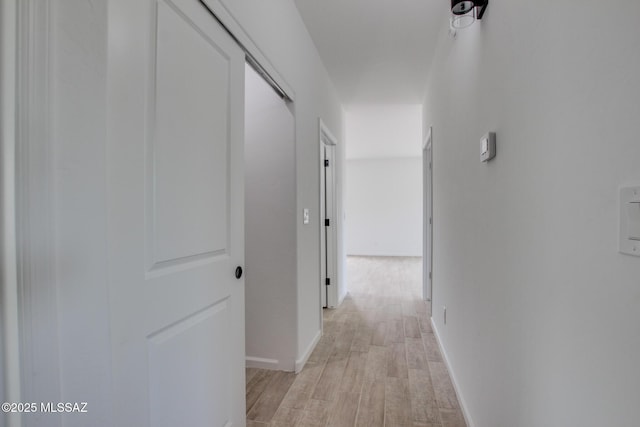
<box><xmin>344</xmin><ymin>105</ymin><xmax>424</xmax><ymax>301</ymax></box>
<box><xmin>319</xmin><ymin>121</ymin><xmax>338</xmax><ymax>309</ymax></box>
<box><xmin>244</xmin><ymin>63</ymin><xmax>297</xmax><ymax>371</ymax></box>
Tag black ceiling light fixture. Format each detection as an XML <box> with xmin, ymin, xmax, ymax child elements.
<box><xmin>450</xmin><ymin>0</ymin><xmax>488</xmax><ymax>29</ymax></box>
<box><xmin>451</xmin><ymin>0</ymin><xmax>474</xmax><ymax>15</ymax></box>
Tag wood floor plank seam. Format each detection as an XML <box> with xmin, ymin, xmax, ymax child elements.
<box><xmin>245</xmin><ymin>256</ymin><xmax>466</xmax><ymax>427</ymax></box>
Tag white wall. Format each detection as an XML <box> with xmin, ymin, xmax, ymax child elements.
<box><xmin>344</xmin><ymin>104</ymin><xmax>422</xmax><ymax>257</ymax></box>
<box><xmin>245</xmin><ymin>64</ymin><xmax>297</xmax><ymax>370</ymax></box>
<box><xmin>346</xmin><ymin>158</ymin><xmax>422</xmax><ymax>256</ymax></box>
<box><xmin>346</xmin><ymin>104</ymin><xmax>422</xmax><ymax>158</ymax></box>
<box><xmin>423</xmin><ymin>2</ymin><xmax>640</xmax><ymax>426</ymax></box>
<box><xmin>216</xmin><ymin>0</ymin><xmax>345</xmax><ymax>362</ymax></box>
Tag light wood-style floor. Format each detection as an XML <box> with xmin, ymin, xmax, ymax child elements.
<box><xmin>245</xmin><ymin>256</ymin><xmax>466</xmax><ymax>427</ymax></box>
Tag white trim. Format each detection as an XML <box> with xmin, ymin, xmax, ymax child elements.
<box><xmin>15</xmin><ymin>0</ymin><xmax>62</xmax><ymax>417</ymax></box>
<box><xmin>431</xmin><ymin>318</ymin><xmax>475</xmax><ymax>427</ymax></box>
<box><xmin>337</xmin><ymin>290</ymin><xmax>347</xmax><ymax>306</ymax></box>
<box><xmin>423</xmin><ymin>125</ymin><xmax>432</xmax><ymax>150</ymax></box>
<box><xmin>319</xmin><ymin>118</ymin><xmax>339</xmax><ymax>309</ymax></box>
<box><xmin>1</xmin><ymin>1</ymin><xmax>21</xmax><ymax>425</ymax></box>
<box><xmin>423</xmin><ymin>126</ymin><xmax>433</xmax><ymax>303</ymax></box>
<box><xmin>245</xmin><ymin>356</ymin><xmax>295</xmax><ymax>372</ymax></box>
<box><xmin>295</xmin><ymin>329</ymin><xmax>321</xmax><ymax>373</ymax></box>
<box><xmin>200</xmin><ymin>0</ymin><xmax>295</xmax><ymax>102</ymax></box>
<box><xmin>320</xmin><ymin>120</ymin><xmax>338</xmax><ymax>146</ymax></box>
<box><xmin>245</xmin><ymin>356</ymin><xmax>280</xmax><ymax>370</ymax></box>
<box><xmin>347</xmin><ymin>250</ymin><xmax>423</xmax><ymax>258</ymax></box>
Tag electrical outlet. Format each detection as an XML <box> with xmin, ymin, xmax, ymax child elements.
<box><xmin>443</xmin><ymin>306</ymin><xmax>447</xmax><ymax>325</ymax></box>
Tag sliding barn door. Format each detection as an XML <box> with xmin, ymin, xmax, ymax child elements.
<box><xmin>107</xmin><ymin>0</ymin><xmax>245</xmax><ymax>425</ymax></box>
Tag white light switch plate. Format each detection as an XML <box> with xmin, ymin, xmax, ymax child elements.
<box><xmin>620</xmin><ymin>186</ymin><xmax>640</xmax><ymax>256</ymax></box>
<box><xmin>480</xmin><ymin>132</ymin><xmax>496</xmax><ymax>162</ymax></box>
<box><xmin>303</xmin><ymin>208</ymin><xmax>310</xmax><ymax>225</ymax></box>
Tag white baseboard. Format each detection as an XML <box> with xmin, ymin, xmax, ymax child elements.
<box><xmin>247</xmin><ymin>329</ymin><xmax>322</xmax><ymax>373</ymax></box>
<box><xmin>431</xmin><ymin>318</ymin><xmax>475</xmax><ymax>427</ymax></box>
<box><xmin>245</xmin><ymin>356</ymin><xmax>279</xmax><ymax>370</ymax></box>
<box><xmin>346</xmin><ymin>252</ymin><xmax>422</xmax><ymax>258</ymax></box>
<box><xmin>246</xmin><ymin>355</ymin><xmax>298</xmax><ymax>372</ymax></box>
<box><xmin>338</xmin><ymin>289</ymin><xmax>347</xmax><ymax>306</ymax></box>
<box><xmin>295</xmin><ymin>329</ymin><xmax>321</xmax><ymax>373</ymax></box>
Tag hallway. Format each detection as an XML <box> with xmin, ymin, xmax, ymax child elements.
<box><xmin>245</xmin><ymin>256</ymin><xmax>466</xmax><ymax>427</ymax></box>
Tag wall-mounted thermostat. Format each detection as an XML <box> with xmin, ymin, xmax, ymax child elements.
<box><xmin>620</xmin><ymin>186</ymin><xmax>640</xmax><ymax>257</ymax></box>
<box><xmin>480</xmin><ymin>132</ymin><xmax>496</xmax><ymax>162</ymax></box>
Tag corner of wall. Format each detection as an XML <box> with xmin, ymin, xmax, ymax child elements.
<box><xmin>430</xmin><ymin>318</ymin><xmax>475</xmax><ymax>427</ymax></box>
<box><xmin>245</xmin><ymin>356</ymin><xmax>295</xmax><ymax>372</ymax></box>
<box><xmin>295</xmin><ymin>329</ymin><xmax>321</xmax><ymax>373</ymax></box>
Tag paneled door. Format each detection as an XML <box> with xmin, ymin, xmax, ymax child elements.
<box><xmin>107</xmin><ymin>0</ymin><xmax>245</xmax><ymax>425</ymax></box>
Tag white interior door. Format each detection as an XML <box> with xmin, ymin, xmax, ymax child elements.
<box><xmin>107</xmin><ymin>0</ymin><xmax>245</xmax><ymax>425</ymax></box>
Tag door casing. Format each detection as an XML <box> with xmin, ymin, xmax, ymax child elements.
<box><xmin>423</xmin><ymin>127</ymin><xmax>433</xmax><ymax>304</ymax></box>
<box><xmin>2</xmin><ymin>1</ymin><xmax>23</xmax><ymax>425</ymax></box>
<box><xmin>319</xmin><ymin>119</ymin><xmax>338</xmax><ymax>309</ymax></box>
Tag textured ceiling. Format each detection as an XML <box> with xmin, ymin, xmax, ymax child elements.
<box><xmin>294</xmin><ymin>0</ymin><xmax>447</xmax><ymax>104</ymax></box>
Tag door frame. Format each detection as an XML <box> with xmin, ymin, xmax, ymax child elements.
<box><xmin>423</xmin><ymin>126</ymin><xmax>433</xmax><ymax>303</ymax></box>
<box><xmin>7</xmin><ymin>3</ymin><xmax>63</xmax><ymax>425</ymax></box>
<box><xmin>1</xmin><ymin>0</ymin><xmax>23</xmax><ymax>423</ymax></box>
<box><xmin>319</xmin><ymin>119</ymin><xmax>338</xmax><ymax>309</ymax></box>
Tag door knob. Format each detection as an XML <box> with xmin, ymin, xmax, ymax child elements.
<box><xmin>235</xmin><ymin>266</ymin><xmax>243</xmax><ymax>279</ymax></box>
